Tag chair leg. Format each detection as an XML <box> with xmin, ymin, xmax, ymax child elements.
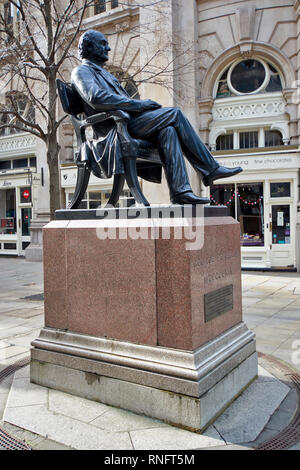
<box><xmin>124</xmin><ymin>158</ymin><xmax>150</xmax><ymax>206</ymax></box>
<box><xmin>106</xmin><ymin>174</ymin><xmax>125</xmax><ymax>207</ymax></box>
<box><xmin>68</xmin><ymin>164</ymin><xmax>90</xmax><ymax>209</ymax></box>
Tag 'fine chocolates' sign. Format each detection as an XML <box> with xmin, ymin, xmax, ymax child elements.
<box><xmin>204</xmin><ymin>285</ymin><xmax>233</xmax><ymax>322</ymax></box>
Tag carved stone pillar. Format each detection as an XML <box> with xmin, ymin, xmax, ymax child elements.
<box><xmin>198</xmin><ymin>97</ymin><xmax>214</xmax><ymax>145</ymax></box>
<box><xmin>283</xmin><ymin>88</ymin><xmax>298</xmax><ymax>145</ymax></box>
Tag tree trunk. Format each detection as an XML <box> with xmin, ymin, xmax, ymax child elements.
<box><xmin>47</xmin><ymin>138</ymin><xmax>61</xmax><ymax>220</ymax></box>
<box><xmin>47</xmin><ymin>63</ymin><xmax>61</xmax><ymax>220</ymax></box>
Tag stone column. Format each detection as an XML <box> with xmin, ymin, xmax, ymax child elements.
<box><xmin>25</xmin><ymin>139</ymin><xmax>50</xmax><ymax>262</ymax></box>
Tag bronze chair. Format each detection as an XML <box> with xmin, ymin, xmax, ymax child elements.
<box><xmin>56</xmin><ymin>79</ymin><xmax>162</xmax><ymax>208</ymax></box>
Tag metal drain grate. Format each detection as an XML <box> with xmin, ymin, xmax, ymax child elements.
<box><xmin>256</xmin><ymin>355</ymin><xmax>300</xmax><ymax>450</ymax></box>
<box><xmin>0</xmin><ymin>357</ymin><xmax>32</xmax><ymax>450</ymax></box>
<box><xmin>0</xmin><ymin>428</ymin><xmax>32</xmax><ymax>450</ymax></box>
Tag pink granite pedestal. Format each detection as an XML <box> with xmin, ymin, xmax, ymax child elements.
<box><xmin>31</xmin><ymin>209</ymin><xmax>257</xmax><ymax>432</ymax></box>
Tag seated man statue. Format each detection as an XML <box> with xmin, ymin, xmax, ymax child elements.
<box><xmin>71</xmin><ymin>29</ymin><xmax>242</xmax><ymax>205</ymax></box>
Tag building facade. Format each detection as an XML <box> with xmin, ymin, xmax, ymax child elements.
<box><xmin>196</xmin><ymin>0</ymin><xmax>300</xmax><ymax>270</ymax></box>
<box><xmin>1</xmin><ymin>0</ymin><xmax>300</xmax><ymax>271</ymax></box>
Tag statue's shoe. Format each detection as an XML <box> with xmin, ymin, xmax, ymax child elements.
<box><xmin>202</xmin><ymin>166</ymin><xmax>243</xmax><ymax>187</ymax></box>
<box><xmin>171</xmin><ymin>191</ymin><xmax>210</xmax><ymax>205</ymax></box>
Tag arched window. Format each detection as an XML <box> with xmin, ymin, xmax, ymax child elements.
<box><xmin>216</xmin><ymin>133</ymin><xmax>233</xmax><ymax>151</ymax></box>
<box><xmin>216</xmin><ymin>59</ymin><xmax>282</xmax><ymax>99</ymax></box>
<box><xmin>265</xmin><ymin>130</ymin><xmax>283</xmax><ymax>147</ymax></box>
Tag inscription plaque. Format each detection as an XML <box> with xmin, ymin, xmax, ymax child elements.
<box><xmin>204</xmin><ymin>284</ymin><xmax>233</xmax><ymax>322</ymax></box>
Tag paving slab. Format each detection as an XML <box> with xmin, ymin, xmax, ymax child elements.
<box><xmin>2</xmin><ymin>363</ymin><xmax>292</xmax><ymax>450</ymax></box>
<box><xmin>212</xmin><ymin>366</ymin><xmax>290</xmax><ymax>444</ymax></box>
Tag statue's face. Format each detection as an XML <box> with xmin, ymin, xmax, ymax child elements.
<box><xmin>89</xmin><ymin>32</ymin><xmax>111</xmax><ymax>63</ymax></box>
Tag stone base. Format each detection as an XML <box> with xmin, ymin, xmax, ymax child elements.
<box><xmin>25</xmin><ymin>211</ymin><xmax>50</xmax><ymax>262</ymax></box>
<box><xmin>30</xmin><ymin>208</ymin><xmax>258</xmax><ymax>432</ymax></box>
<box><xmin>31</xmin><ymin>323</ymin><xmax>257</xmax><ymax>432</ymax></box>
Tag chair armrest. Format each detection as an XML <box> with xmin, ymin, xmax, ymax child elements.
<box><xmin>84</xmin><ymin>110</ymin><xmax>130</xmax><ymax>126</ymax></box>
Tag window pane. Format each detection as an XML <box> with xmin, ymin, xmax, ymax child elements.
<box><xmin>0</xmin><ymin>160</ymin><xmax>11</xmax><ymax>170</ymax></box>
<box><xmin>216</xmin><ymin>69</ymin><xmax>232</xmax><ymax>98</ymax></box>
<box><xmin>237</xmin><ymin>183</ymin><xmax>264</xmax><ymax>247</ymax></box>
<box><xmin>77</xmin><ymin>200</ymin><xmax>88</xmax><ymax>209</ymax></box>
<box><xmin>270</xmin><ymin>182</ymin><xmax>290</xmax><ymax>198</ymax></box>
<box><xmin>20</xmin><ymin>187</ymin><xmax>31</xmax><ymax>203</ymax></box>
<box><xmin>265</xmin><ymin>130</ymin><xmax>283</xmax><ymax>147</ymax></box>
<box><xmin>216</xmin><ymin>134</ymin><xmax>233</xmax><ymax>151</ymax></box>
<box><xmin>111</xmin><ymin>0</ymin><xmax>119</xmax><ymax>7</ymax></box>
<box><xmin>266</xmin><ymin>66</ymin><xmax>282</xmax><ymax>92</ymax></box>
<box><xmin>239</xmin><ymin>131</ymin><xmax>258</xmax><ymax>149</ymax></box>
<box><xmin>89</xmin><ymin>191</ymin><xmax>101</xmax><ymax>201</ymax></box>
<box><xmin>231</xmin><ymin>60</ymin><xmax>265</xmax><ymax>94</ymax></box>
<box><xmin>0</xmin><ymin>189</ymin><xmax>16</xmax><ymax>234</ymax></box>
<box><xmin>13</xmin><ymin>158</ymin><xmax>28</xmax><ymax>168</ymax></box>
<box><xmin>210</xmin><ymin>184</ymin><xmax>235</xmax><ymax>219</ymax></box>
<box><xmin>29</xmin><ymin>157</ymin><xmax>37</xmax><ymax>167</ymax></box>
<box><xmin>272</xmin><ymin>205</ymin><xmax>290</xmax><ymax>244</ymax></box>
<box><xmin>21</xmin><ymin>207</ymin><xmax>31</xmax><ymax>236</ymax></box>
<box><xmin>95</xmin><ymin>0</ymin><xmax>106</xmax><ymax>14</ymax></box>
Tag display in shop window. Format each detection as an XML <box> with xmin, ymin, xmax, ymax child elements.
<box><xmin>210</xmin><ymin>183</ymin><xmax>264</xmax><ymax>247</ymax></box>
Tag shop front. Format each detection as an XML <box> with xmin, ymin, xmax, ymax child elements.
<box><xmin>208</xmin><ymin>150</ymin><xmax>300</xmax><ymax>270</ymax></box>
<box><xmin>0</xmin><ymin>177</ymin><xmax>34</xmax><ymax>256</ymax></box>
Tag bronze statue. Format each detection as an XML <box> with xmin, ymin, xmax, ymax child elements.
<box><xmin>71</xmin><ymin>30</ymin><xmax>242</xmax><ymax>205</ymax></box>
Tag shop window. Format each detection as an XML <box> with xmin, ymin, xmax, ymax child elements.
<box><xmin>117</xmin><ymin>190</ymin><xmax>135</xmax><ymax>208</ymax></box>
<box><xmin>210</xmin><ymin>184</ymin><xmax>235</xmax><ymax>219</ymax></box>
<box><xmin>66</xmin><ymin>189</ymin><xmax>134</xmax><ymax>209</ymax></box>
<box><xmin>237</xmin><ymin>184</ymin><xmax>264</xmax><ymax>247</ymax></box>
<box><xmin>270</xmin><ymin>182</ymin><xmax>291</xmax><ymax>198</ymax></box>
<box><xmin>0</xmin><ymin>160</ymin><xmax>11</xmax><ymax>170</ymax></box>
<box><xmin>265</xmin><ymin>130</ymin><xmax>283</xmax><ymax>147</ymax></box>
<box><xmin>210</xmin><ymin>183</ymin><xmax>264</xmax><ymax>247</ymax></box>
<box><xmin>216</xmin><ymin>134</ymin><xmax>233</xmax><ymax>151</ymax></box>
<box><xmin>239</xmin><ymin>131</ymin><xmax>258</xmax><ymax>149</ymax></box>
<box><xmin>0</xmin><ymin>188</ymin><xmax>16</xmax><ymax>234</ymax></box>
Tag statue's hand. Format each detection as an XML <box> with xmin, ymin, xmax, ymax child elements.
<box><xmin>141</xmin><ymin>99</ymin><xmax>161</xmax><ymax>111</ymax></box>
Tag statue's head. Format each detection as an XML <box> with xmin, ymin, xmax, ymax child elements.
<box><xmin>78</xmin><ymin>30</ymin><xmax>111</xmax><ymax>63</ymax></box>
